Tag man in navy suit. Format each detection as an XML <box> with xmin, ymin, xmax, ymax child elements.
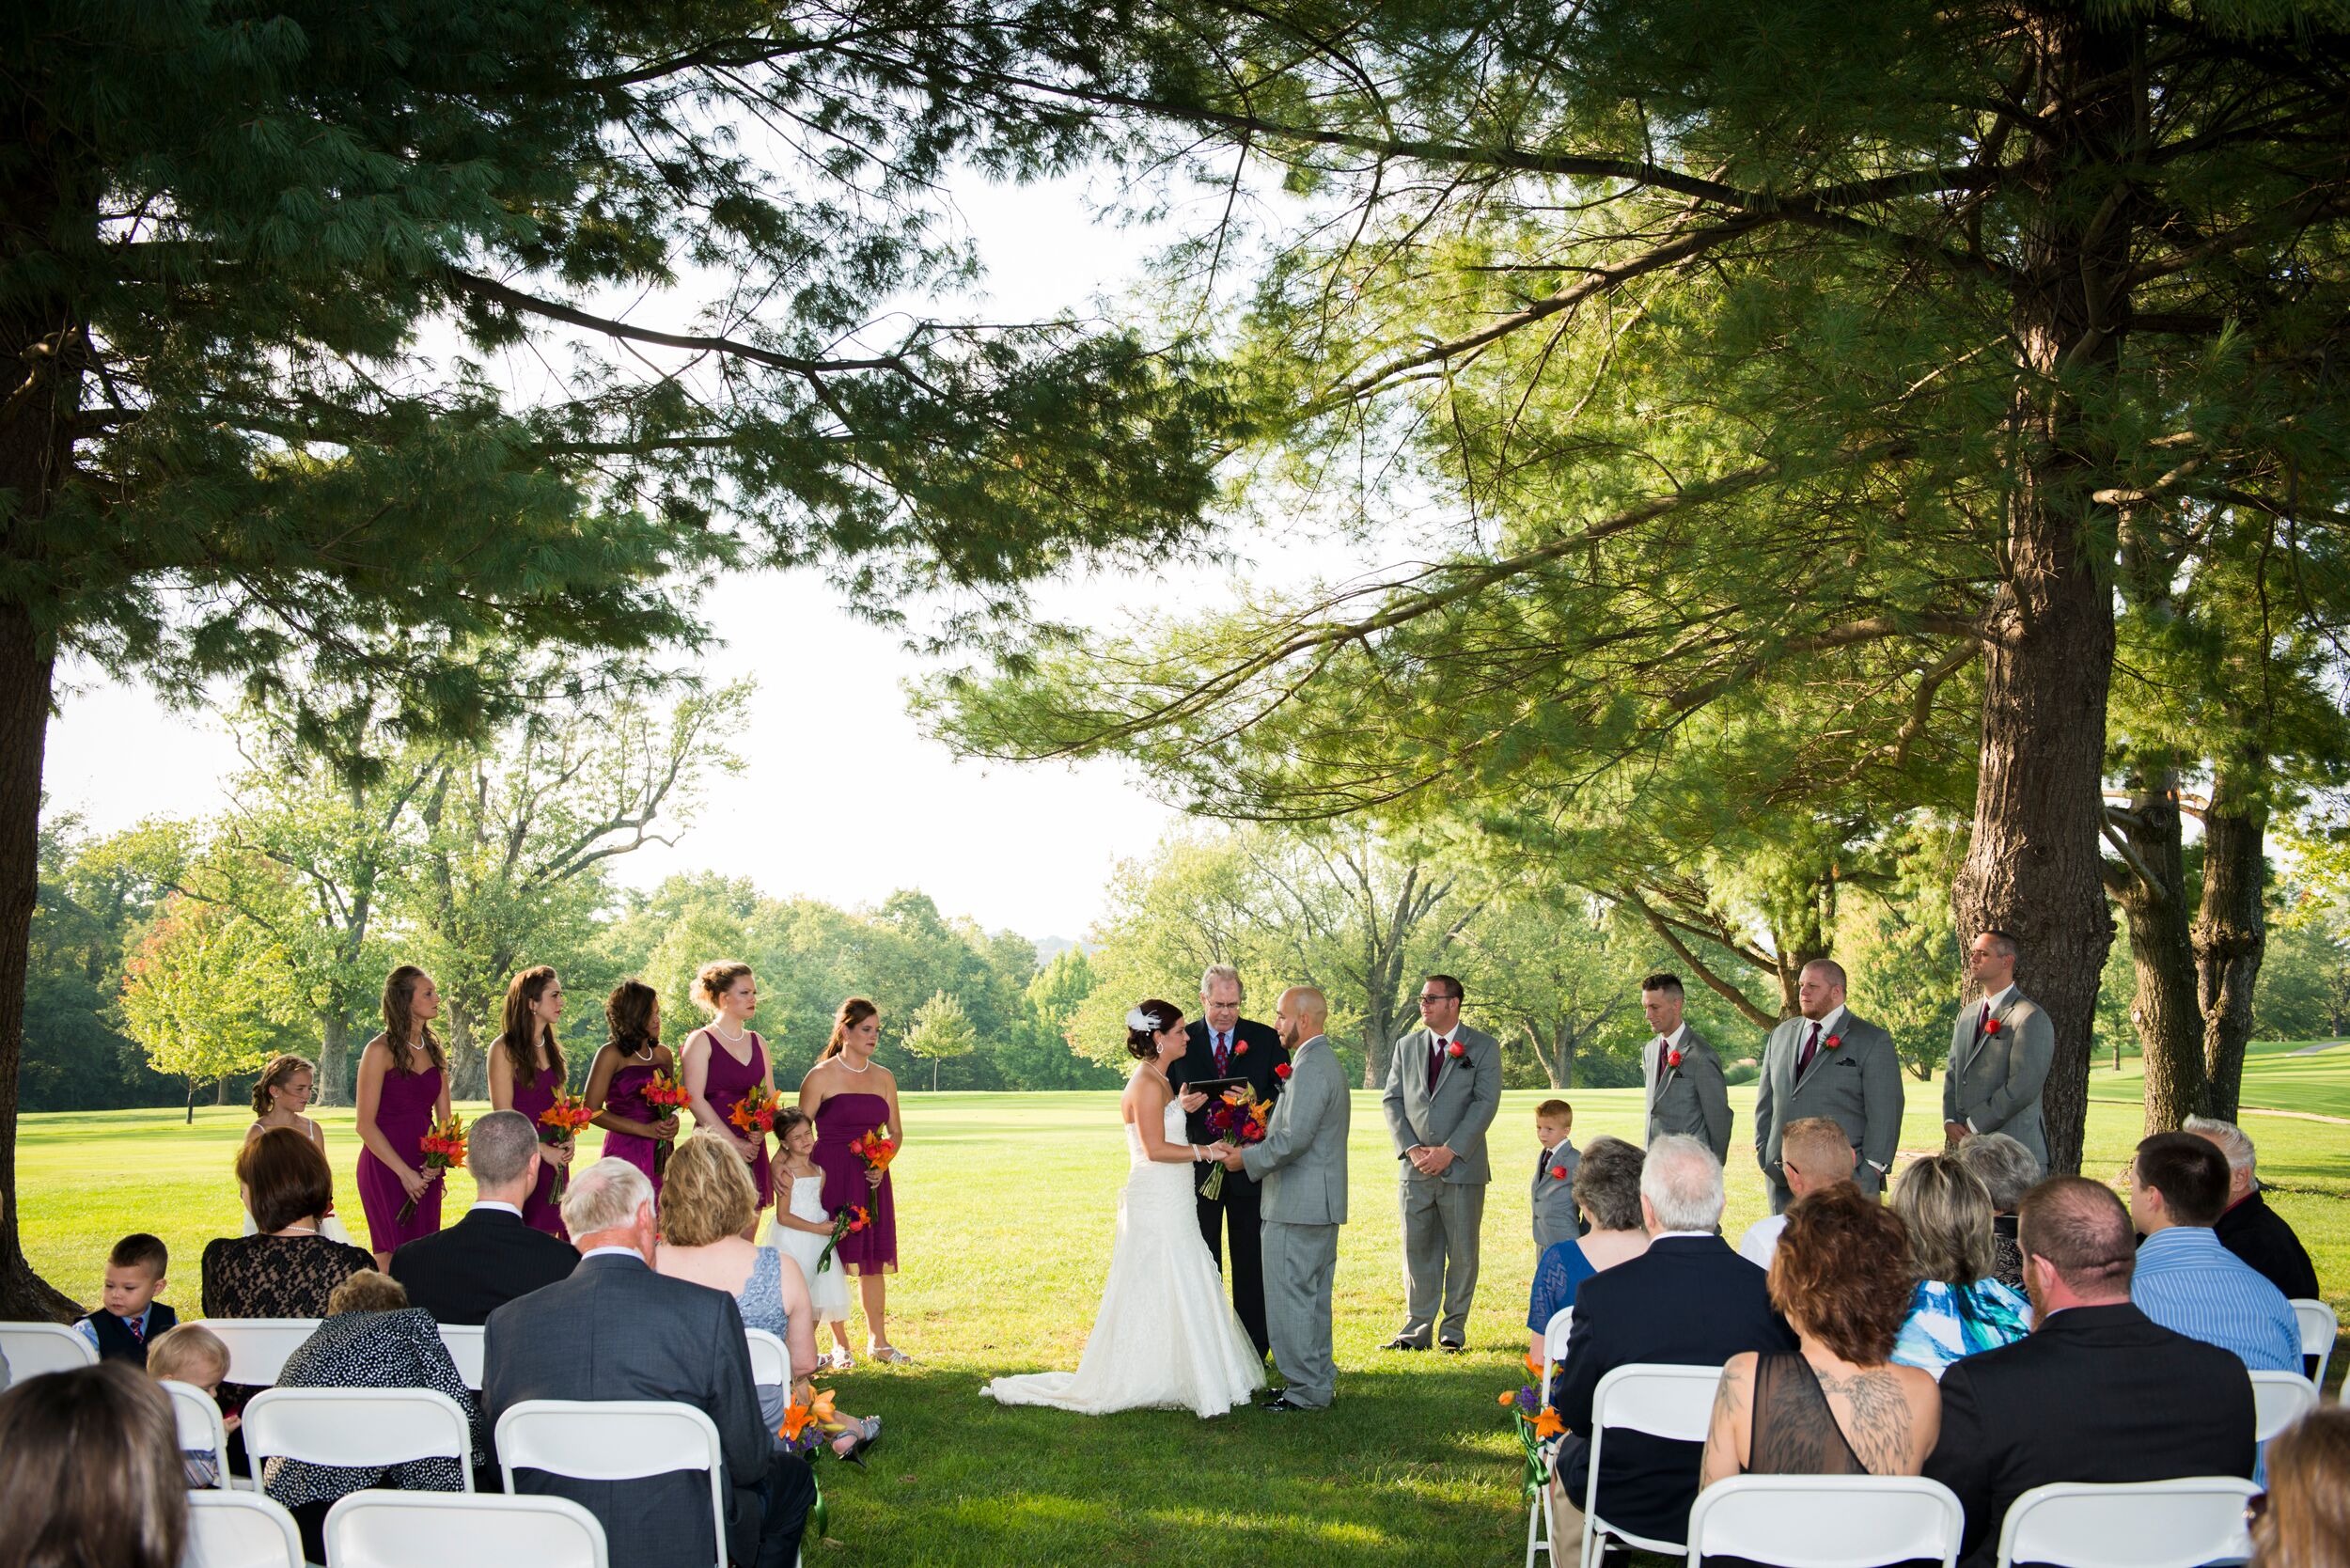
<box><xmin>1547</xmin><ymin>1135</ymin><xmax>1796</xmax><ymax>1549</ymax></box>
<box><xmin>391</xmin><ymin>1110</ymin><xmax>575</xmax><ymax>1324</ymax></box>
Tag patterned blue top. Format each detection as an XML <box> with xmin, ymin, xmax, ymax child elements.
<box><xmin>1527</xmin><ymin>1239</ymin><xmax>1597</xmax><ymax>1335</ymax></box>
<box><xmin>2131</xmin><ymin>1226</ymin><xmax>2304</xmax><ymax>1372</ymax></box>
<box><xmin>733</xmin><ymin>1247</ymin><xmax>791</xmax><ymax>1431</ymax></box>
<box><xmin>1891</xmin><ymin>1277</ymin><xmax>2033</xmax><ymax>1378</ymax></box>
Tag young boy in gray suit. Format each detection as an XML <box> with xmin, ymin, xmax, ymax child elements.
<box><xmin>1531</xmin><ymin>1100</ymin><xmax>1581</xmax><ymax>1253</ymax></box>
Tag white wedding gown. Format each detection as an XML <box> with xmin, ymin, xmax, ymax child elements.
<box><xmin>981</xmin><ymin>1094</ymin><xmax>1267</xmax><ymax>1417</ymax></box>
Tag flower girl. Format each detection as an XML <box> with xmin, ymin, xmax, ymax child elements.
<box><xmin>766</xmin><ymin>1109</ymin><xmax>854</xmax><ymax>1327</ymax></box>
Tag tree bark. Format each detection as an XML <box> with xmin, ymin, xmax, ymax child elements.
<box><xmin>318</xmin><ymin>1011</ymin><xmax>353</xmax><ymax>1106</ymax></box>
<box><xmin>2108</xmin><ymin>776</ymin><xmax>2206</xmax><ymax>1130</ymax></box>
<box><xmin>1951</xmin><ymin>9</ymin><xmax>2136</xmax><ymax>1178</ymax></box>
<box><xmin>2194</xmin><ymin>759</ymin><xmax>2268</xmax><ymax>1121</ymax></box>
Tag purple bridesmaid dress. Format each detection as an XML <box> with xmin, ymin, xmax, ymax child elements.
<box><xmin>813</xmin><ymin>1090</ymin><xmax>897</xmax><ymax>1276</ymax></box>
<box><xmin>507</xmin><ymin>1072</ymin><xmax>570</xmax><ymax>1240</ymax></box>
<box><xmin>602</xmin><ymin>1061</ymin><xmax>666</xmax><ymax>1194</ymax></box>
<box><xmin>698</xmin><ymin>1031</ymin><xmax>774</xmax><ymax>1209</ymax></box>
<box><xmin>356</xmin><ymin>1063</ymin><xmax>445</xmax><ymax>1253</ymax></box>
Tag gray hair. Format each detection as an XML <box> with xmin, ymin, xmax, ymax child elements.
<box><xmin>1199</xmin><ymin>964</ymin><xmax>1244</xmax><ymax>1000</ymax></box>
<box><xmin>561</xmin><ymin>1156</ymin><xmax>654</xmax><ymax>1237</ymax></box>
<box><xmin>2182</xmin><ymin>1114</ymin><xmax>2255</xmax><ymax>1176</ymax></box>
<box><xmin>1954</xmin><ymin>1132</ymin><xmax>2043</xmax><ymax>1212</ymax></box>
<box><xmin>1572</xmin><ymin>1137</ymin><xmax>1647</xmax><ymax>1232</ymax></box>
<box><xmin>468</xmin><ymin>1109</ymin><xmax>540</xmax><ymax>1190</ymax></box>
<box><xmin>1640</xmin><ymin>1134</ymin><xmax>1726</xmax><ymax>1232</ymax></box>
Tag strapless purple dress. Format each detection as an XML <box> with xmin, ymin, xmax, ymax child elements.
<box><xmin>700</xmin><ymin>1031</ymin><xmax>773</xmax><ymax>1209</ymax></box>
<box><xmin>356</xmin><ymin>1064</ymin><xmax>444</xmax><ymax>1252</ymax></box>
<box><xmin>508</xmin><ymin>1073</ymin><xmax>570</xmax><ymax>1240</ymax></box>
<box><xmin>813</xmin><ymin>1090</ymin><xmax>897</xmax><ymax>1276</ymax></box>
<box><xmin>602</xmin><ymin>1061</ymin><xmax>666</xmax><ymax>1194</ymax></box>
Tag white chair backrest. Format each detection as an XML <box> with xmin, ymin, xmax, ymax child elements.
<box><xmin>1579</xmin><ymin>1363</ymin><xmax>1726</xmax><ymax>1561</ymax></box>
<box><xmin>162</xmin><ymin>1378</ymin><xmax>233</xmax><ymax>1489</ymax></box>
<box><xmin>495</xmin><ymin>1400</ymin><xmax>726</xmax><ymax>1568</ymax></box>
<box><xmin>325</xmin><ymin>1488</ymin><xmax>610</xmax><ymax>1568</ymax></box>
<box><xmin>438</xmin><ymin>1323</ymin><xmax>487</xmax><ymax>1389</ymax></box>
<box><xmin>242</xmin><ymin>1387</ymin><xmax>475</xmax><ymax>1487</ymax></box>
<box><xmin>2251</xmin><ymin>1368</ymin><xmax>2319</xmax><ymax>1442</ymax></box>
<box><xmin>745</xmin><ymin>1327</ymin><xmax>791</xmax><ymax>1388</ymax></box>
<box><xmin>1685</xmin><ymin>1475</ymin><xmax>1963</xmax><ymax>1568</ymax></box>
<box><xmin>0</xmin><ymin>1321</ymin><xmax>97</xmax><ymax>1376</ymax></box>
<box><xmin>1993</xmin><ymin>1478</ymin><xmax>2260</xmax><ymax>1568</ymax></box>
<box><xmin>1540</xmin><ymin>1309</ymin><xmax>1574</xmax><ymax>1405</ymax></box>
<box><xmin>194</xmin><ymin>1318</ymin><xmax>320</xmax><ymax>1387</ymax></box>
<box><xmin>185</xmin><ymin>1488</ymin><xmax>305</xmax><ymax>1568</ymax></box>
<box><xmin>2290</xmin><ymin>1297</ymin><xmax>2335</xmax><ymax>1386</ymax></box>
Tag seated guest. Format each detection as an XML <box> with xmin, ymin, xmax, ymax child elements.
<box><xmin>1526</xmin><ymin>1137</ymin><xmax>1649</xmax><ymax>1362</ymax></box>
<box><xmin>2128</xmin><ymin>1131</ymin><xmax>2303</xmax><ymax>1372</ymax></box>
<box><xmin>263</xmin><ymin>1269</ymin><xmax>484</xmax><ymax>1562</ymax></box>
<box><xmin>1736</xmin><ymin>1118</ymin><xmax>1855</xmax><ymax>1270</ymax></box>
<box><xmin>656</xmin><ymin>1136</ymin><xmax>877</xmax><ymax>1460</ymax></box>
<box><xmin>1702</xmin><ymin>1183</ymin><xmax>1938</xmax><ymax>1485</ymax></box>
<box><xmin>1925</xmin><ymin>1176</ymin><xmax>2256</xmax><ymax>1568</ymax></box>
<box><xmin>2251</xmin><ymin>1406</ymin><xmax>2350</xmax><ymax>1568</ymax></box>
<box><xmin>1953</xmin><ymin>1132</ymin><xmax>2040</xmax><ymax>1291</ymax></box>
<box><xmin>1548</xmin><ymin>1135</ymin><xmax>1797</xmax><ymax>1550</ymax></box>
<box><xmin>146</xmin><ymin>1322</ymin><xmax>238</xmax><ymax>1486</ymax></box>
<box><xmin>484</xmin><ymin>1157</ymin><xmax>816</xmax><ymax>1568</ymax></box>
<box><xmin>203</xmin><ymin>1125</ymin><xmax>375</xmax><ymax>1319</ymax></box>
<box><xmin>2185</xmin><ymin>1115</ymin><xmax>2322</xmax><ymax>1304</ymax></box>
<box><xmin>1889</xmin><ymin>1153</ymin><xmax>2032</xmax><ymax>1377</ymax></box>
<box><xmin>390</xmin><ymin>1108</ymin><xmax>578</xmax><ymax>1324</ymax></box>
<box><xmin>0</xmin><ymin>1361</ymin><xmax>188</xmax><ymax>1568</ymax></box>
<box><xmin>74</xmin><ymin>1231</ymin><xmax>176</xmax><ymax>1365</ymax></box>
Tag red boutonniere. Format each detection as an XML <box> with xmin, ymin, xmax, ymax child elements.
<box><xmin>1982</xmin><ymin>1017</ymin><xmax>2001</xmax><ymax>1036</ymax></box>
<box><xmin>1447</xmin><ymin>1040</ymin><xmax>1467</xmax><ymax>1059</ymax></box>
<box><xmin>1825</xmin><ymin>1035</ymin><xmax>1843</xmax><ymax>1051</ymax></box>
<box><xmin>1666</xmin><ymin>1048</ymin><xmax>1684</xmax><ymax>1068</ymax></box>
<box><xmin>1274</xmin><ymin>1062</ymin><xmax>1292</xmax><ymax>1080</ymax></box>
<box><xmin>1549</xmin><ymin>1165</ymin><xmax>1570</xmax><ymax>1181</ymax></box>
<box><xmin>1234</xmin><ymin>1042</ymin><xmax>1248</xmax><ymax>1057</ymax></box>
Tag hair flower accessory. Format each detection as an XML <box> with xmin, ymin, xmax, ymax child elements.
<box><xmin>1125</xmin><ymin>1006</ymin><xmax>1154</xmax><ymax>1031</ymax></box>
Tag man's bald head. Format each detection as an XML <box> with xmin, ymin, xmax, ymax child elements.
<box><xmin>2018</xmin><ymin>1175</ymin><xmax>2135</xmax><ymax>1305</ymax></box>
<box><xmin>1280</xmin><ymin>985</ymin><xmax>1327</xmax><ymax>1024</ymax></box>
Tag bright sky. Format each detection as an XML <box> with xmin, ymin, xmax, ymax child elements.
<box><xmin>42</xmin><ymin>172</ymin><xmax>1315</xmax><ymax>942</ymax></box>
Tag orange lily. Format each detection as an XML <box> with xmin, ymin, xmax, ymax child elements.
<box><xmin>1532</xmin><ymin>1408</ymin><xmax>1565</xmax><ymax>1440</ymax></box>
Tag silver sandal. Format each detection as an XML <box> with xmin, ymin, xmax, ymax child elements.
<box><xmin>868</xmin><ymin>1344</ymin><xmax>916</xmax><ymax>1366</ymax></box>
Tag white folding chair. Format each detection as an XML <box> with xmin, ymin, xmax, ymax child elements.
<box><xmin>242</xmin><ymin>1387</ymin><xmax>475</xmax><ymax>1490</ymax></box>
<box><xmin>1575</xmin><ymin>1362</ymin><xmax>1724</xmax><ymax>1567</ymax></box>
<box><xmin>325</xmin><ymin>1489</ymin><xmax>609</xmax><ymax>1568</ymax></box>
<box><xmin>1686</xmin><ymin>1474</ymin><xmax>1964</xmax><ymax>1568</ymax></box>
<box><xmin>495</xmin><ymin>1400</ymin><xmax>727</xmax><ymax>1568</ymax></box>
<box><xmin>1525</xmin><ymin>1307</ymin><xmax>1577</xmax><ymax>1568</ymax></box>
<box><xmin>438</xmin><ymin>1323</ymin><xmax>487</xmax><ymax>1389</ymax></box>
<box><xmin>2251</xmin><ymin>1367</ymin><xmax>2319</xmax><ymax>1441</ymax></box>
<box><xmin>195</xmin><ymin>1318</ymin><xmax>321</xmax><ymax>1387</ymax></box>
<box><xmin>2290</xmin><ymin>1297</ymin><xmax>2336</xmax><ymax>1388</ymax></box>
<box><xmin>745</xmin><ymin>1326</ymin><xmax>791</xmax><ymax>1388</ymax></box>
<box><xmin>0</xmin><ymin>1321</ymin><xmax>98</xmax><ymax>1376</ymax></box>
<box><xmin>185</xmin><ymin>1488</ymin><xmax>304</xmax><ymax>1568</ymax></box>
<box><xmin>163</xmin><ymin>1378</ymin><xmax>233</xmax><ymax>1490</ymax></box>
<box><xmin>1993</xmin><ymin>1477</ymin><xmax>2260</xmax><ymax>1568</ymax></box>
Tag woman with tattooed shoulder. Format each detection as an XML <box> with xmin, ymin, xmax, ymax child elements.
<box><xmin>1700</xmin><ymin>1183</ymin><xmax>1940</xmax><ymax>1494</ymax></box>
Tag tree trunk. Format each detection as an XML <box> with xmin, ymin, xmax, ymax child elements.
<box><xmin>318</xmin><ymin>1011</ymin><xmax>352</xmax><ymax>1106</ymax></box>
<box><xmin>185</xmin><ymin>1082</ymin><xmax>196</xmax><ymax>1126</ymax></box>
<box><xmin>2194</xmin><ymin>759</ymin><xmax>2268</xmax><ymax>1121</ymax></box>
<box><xmin>2110</xmin><ymin>774</ymin><xmax>2205</xmax><ymax>1131</ymax></box>
<box><xmin>214</xmin><ymin>1075</ymin><xmax>229</xmax><ymax>1105</ymax></box>
<box><xmin>1950</xmin><ymin>10</ymin><xmax>2136</xmax><ymax>1179</ymax></box>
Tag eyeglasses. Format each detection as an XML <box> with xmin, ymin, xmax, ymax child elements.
<box><xmin>1418</xmin><ymin>994</ymin><xmax>1461</xmax><ymax>1005</ymax></box>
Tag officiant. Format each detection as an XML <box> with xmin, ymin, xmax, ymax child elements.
<box><xmin>1167</xmin><ymin>963</ymin><xmax>1289</xmax><ymax>1360</ymax></box>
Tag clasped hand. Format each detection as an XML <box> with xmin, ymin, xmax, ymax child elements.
<box><xmin>1209</xmin><ymin>1140</ymin><xmax>1247</xmax><ymax>1170</ymax></box>
<box><xmin>1407</xmin><ymin>1144</ymin><xmax>1457</xmax><ymax>1176</ymax></box>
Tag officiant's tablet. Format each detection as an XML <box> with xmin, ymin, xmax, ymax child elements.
<box><xmin>1182</xmin><ymin>1076</ymin><xmax>1253</xmax><ymax>1098</ymax></box>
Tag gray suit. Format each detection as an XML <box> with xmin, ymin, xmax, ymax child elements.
<box><xmin>1942</xmin><ymin>987</ymin><xmax>2055</xmax><ymax>1169</ymax></box>
<box><xmin>1531</xmin><ymin>1141</ymin><xmax>1581</xmax><ymax>1254</ymax></box>
<box><xmin>1753</xmin><ymin>1009</ymin><xmax>1905</xmax><ymax>1212</ymax></box>
<box><xmin>1643</xmin><ymin>1027</ymin><xmax>1732</xmax><ymax>1162</ymax></box>
<box><xmin>483</xmin><ymin>1253</ymin><xmax>808</xmax><ymax>1568</ymax></box>
<box><xmin>1381</xmin><ymin>1023</ymin><xmax>1502</xmax><ymax>1346</ymax></box>
<box><xmin>1242</xmin><ymin>1033</ymin><xmax>1349</xmax><ymax>1408</ymax></box>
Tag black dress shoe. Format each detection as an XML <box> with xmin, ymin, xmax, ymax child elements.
<box><xmin>1437</xmin><ymin>1340</ymin><xmax>1465</xmax><ymax>1354</ymax></box>
<box><xmin>1261</xmin><ymin>1395</ymin><xmax>1317</xmax><ymax>1413</ymax></box>
<box><xmin>1381</xmin><ymin>1334</ymin><xmax>1428</xmax><ymax>1351</ymax></box>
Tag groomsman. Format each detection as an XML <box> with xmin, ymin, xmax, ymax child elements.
<box><xmin>1753</xmin><ymin>959</ymin><xmax>1904</xmax><ymax>1212</ymax></box>
<box><xmin>1167</xmin><ymin>963</ymin><xmax>1289</xmax><ymax>1360</ymax></box>
<box><xmin>1381</xmin><ymin>974</ymin><xmax>1501</xmax><ymax>1352</ymax></box>
<box><xmin>1942</xmin><ymin>930</ymin><xmax>2055</xmax><ymax>1169</ymax></box>
<box><xmin>1638</xmin><ymin>972</ymin><xmax>1731</xmax><ymax>1163</ymax></box>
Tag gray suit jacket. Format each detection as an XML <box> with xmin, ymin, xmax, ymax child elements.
<box><xmin>1753</xmin><ymin>1011</ymin><xmax>1905</xmax><ymax>1196</ymax></box>
<box><xmin>1942</xmin><ymin>988</ymin><xmax>2054</xmax><ymax>1168</ymax></box>
<box><xmin>483</xmin><ymin>1253</ymin><xmax>769</xmax><ymax>1568</ymax></box>
<box><xmin>1531</xmin><ymin>1141</ymin><xmax>1581</xmax><ymax>1252</ymax></box>
<box><xmin>1381</xmin><ymin>1023</ymin><xmax>1503</xmax><ymax>1184</ymax></box>
<box><xmin>1643</xmin><ymin>1027</ymin><xmax>1732</xmax><ymax>1162</ymax></box>
<box><xmin>1244</xmin><ymin>1034</ymin><xmax>1349</xmax><ymax>1224</ymax></box>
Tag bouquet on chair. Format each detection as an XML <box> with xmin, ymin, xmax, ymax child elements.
<box><xmin>535</xmin><ymin>1091</ymin><xmax>595</xmax><ymax>1201</ymax></box>
<box><xmin>1499</xmin><ymin>1378</ymin><xmax>1565</xmax><ymax>1499</ymax></box>
<box><xmin>1199</xmin><ymin>1087</ymin><xmax>1273</xmax><ymax>1200</ymax></box>
<box><xmin>399</xmin><ymin>1114</ymin><xmax>468</xmax><ymax>1222</ymax></box>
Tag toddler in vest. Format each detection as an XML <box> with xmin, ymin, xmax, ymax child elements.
<box><xmin>73</xmin><ymin>1232</ymin><xmax>177</xmax><ymax>1365</ymax></box>
<box><xmin>148</xmin><ymin>1322</ymin><xmax>238</xmax><ymax>1485</ymax></box>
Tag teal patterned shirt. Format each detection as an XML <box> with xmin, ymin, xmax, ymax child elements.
<box><xmin>1891</xmin><ymin>1277</ymin><xmax>2034</xmax><ymax>1378</ymax></box>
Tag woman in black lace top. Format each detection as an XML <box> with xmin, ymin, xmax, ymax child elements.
<box><xmin>202</xmin><ymin>1127</ymin><xmax>373</xmax><ymax>1319</ymax></box>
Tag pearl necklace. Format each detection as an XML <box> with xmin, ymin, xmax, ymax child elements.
<box><xmin>711</xmin><ymin>1019</ymin><xmax>749</xmax><ymax>1044</ymax></box>
<box><xmin>836</xmin><ymin>1052</ymin><xmax>873</xmax><ymax>1074</ymax></box>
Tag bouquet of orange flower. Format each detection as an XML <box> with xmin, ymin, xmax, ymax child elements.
<box><xmin>814</xmin><ymin>1205</ymin><xmax>870</xmax><ymax>1275</ymax></box>
<box><xmin>399</xmin><ymin>1114</ymin><xmax>467</xmax><ymax>1222</ymax></box>
<box><xmin>848</xmin><ymin>1125</ymin><xmax>896</xmax><ymax>1176</ymax></box>
<box><xmin>536</xmin><ymin>1090</ymin><xmax>594</xmax><ymax>1200</ymax></box>
<box><xmin>1501</xmin><ymin>1378</ymin><xmax>1567</xmax><ymax>1497</ymax></box>
<box><xmin>727</xmin><ymin>1088</ymin><xmax>780</xmax><ymax>1139</ymax></box>
<box><xmin>640</xmin><ymin>1072</ymin><xmax>691</xmax><ymax>1179</ymax></box>
<box><xmin>1199</xmin><ymin>1087</ymin><xmax>1273</xmax><ymax>1200</ymax></box>
<box><xmin>776</xmin><ymin>1390</ymin><xmax>843</xmax><ymax>1534</ymax></box>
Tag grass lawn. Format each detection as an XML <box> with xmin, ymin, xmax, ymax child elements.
<box><xmin>15</xmin><ymin>1058</ymin><xmax>2347</xmax><ymax>1567</ymax></box>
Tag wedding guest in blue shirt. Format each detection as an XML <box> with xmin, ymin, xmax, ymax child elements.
<box><xmin>1525</xmin><ymin>1137</ymin><xmax>1650</xmax><ymax>1363</ymax></box>
<box><xmin>2127</xmin><ymin>1132</ymin><xmax>2302</xmax><ymax>1373</ymax></box>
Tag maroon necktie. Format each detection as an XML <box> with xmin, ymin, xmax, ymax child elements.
<box><xmin>1428</xmin><ymin>1036</ymin><xmax>1447</xmax><ymax>1093</ymax></box>
<box><xmin>1214</xmin><ymin>1031</ymin><xmax>1230</xmax><ymax>1074</ymax></box>
<box><xmin>1795</xmin><ymin>1021</ymin><xmax>1822</xmax><ymax>1076</ymax></box>
<box><xmin>1974</xmin><ymin>1003</ymin><xmax>1991</xmax><ymax>1043</ymax></box>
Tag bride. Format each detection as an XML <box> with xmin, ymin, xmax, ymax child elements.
<box><xmin>981</xmin><ymin>998</ymin><xmax>1268</xmax><ymax>1417</ymax></box>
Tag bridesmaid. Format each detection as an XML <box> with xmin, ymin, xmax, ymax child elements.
<box><xmin>353</xmin><ymin>965</ymin><xmax>454</xmax><ymax>1268</ymax></box>
<box><xmin>242</xmin><ymin>1055</ymin><xmax>357</xmax><ymax>1245</ymax></box>
<box><xmin>586</xmin><ymin>979</ymin><xmax>679</xmax><ymax>1194</ymax></box>
<box><xmin>682</xmin><ymin>961</ymin><xmax>776</xmax><ymax>1211</ymax></box>
<box><xmin>800</xmin><ymin>996</ymin><xmax>907</xmax><ymax>1367</ymax></box>
<box><xmin>488</xmin><ymin>965</ymin><xmax>572</xmax><ymax>1239</ymax></box>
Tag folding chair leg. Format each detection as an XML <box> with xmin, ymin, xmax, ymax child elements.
<box><xmin>1526</xmin><ymin>1492</ymin><xmax>1546</xmax><ymax>1568</ymax></box>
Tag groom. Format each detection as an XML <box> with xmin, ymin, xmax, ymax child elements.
<box><xmin>1214</xmin><ymin>984</ymin><xmax>1348</xmax><ymax>1412</ymax></box>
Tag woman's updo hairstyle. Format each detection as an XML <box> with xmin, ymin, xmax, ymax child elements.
<box><xmin>695</xmin><ymin>961</ymin><xmax>754</xmax><ymax>1013</ymax></box>
<box><xmin>1125</xmin><ymin>999</ymin><xmax>1182</xmax><ymax>1060</ymax></box>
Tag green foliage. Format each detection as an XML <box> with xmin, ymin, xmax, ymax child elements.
<box><xmin>118</xmin><ymin>896</ymin><xmax>304</xmax><ymax>1106</ymax></box>
<box><xmin>901</xmin><ymin>990</ymin><xmax>979</xmax><ymax>1091</ymax></box>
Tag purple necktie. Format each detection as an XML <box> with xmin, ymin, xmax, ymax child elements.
<box><xmin>1215</xmin><ymin>1031</ymin><xmax>1230</xmax><ymax>1074</ymax></box>
<box><xmin>1796</xmin><ymin>1021</ymin><xmax>1822</xmax><ymax>1076</ymax></box>
<box><xmin>1428</xmin><ymin>1037</ymin><xmax>1446</xmax><ymax>1093</ymax></box>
